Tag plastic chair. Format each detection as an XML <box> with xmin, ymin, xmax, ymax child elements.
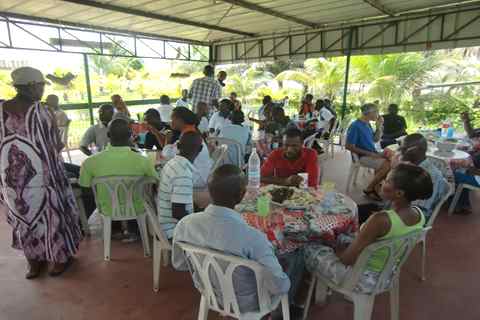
<box><xmin>91</xmin><ymin>176</ymin><xmax>153</xmax><ymax>261</ymax></box>
<box><xmin>346</xmin><ymin>152</ymin><xmax>372</xmax><ymax>193</ymax></box>
<box><xmin>176</xmin><ymin>241</ymin><xmax>290</xmax><ymax>320</ymax></box>
<box><xmin>58</xmin><ymin>121</ymin><xmax>72</xmax><ymax>163</ymax></box>
<box><xmin>302</xmin><ymin>228</ymin><xmax>429</xmax><ymax>320</ymax></box>
<box><xmin>208</xmin><ymin>137</ymin><xmax>244</xmax><ymax>168</ymax></box>
<box><xmin>210</xmin><ymin>144</ymin><xmax>229</xmax><ymax>172</ymax></box>
<box><xmin>448</xmin><ymin>183</ymin><xmax>480</xmax><ymax>215</ymax></box>
<box><xmin>316</xmin><ymin>118</ymin><xmax>339</xmax><ymax>159</ymax></box>
<box><xmin>140</xmin><ymin>177</ymin><xmax>173</xmax><ymax>292</ymax></box>
<box><xmin>419</xmin><ymin>182</ymin><xmax>454</xmax><ymax>281</ymax></box>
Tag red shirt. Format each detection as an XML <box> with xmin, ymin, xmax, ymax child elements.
<box><xmin>261</xmin><ymin>147</ymin><xmax>319</xmax><ymax>187</ymax></box>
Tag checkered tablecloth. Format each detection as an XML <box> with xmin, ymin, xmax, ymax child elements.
<box><xmin>239</xmin><ymin>192</ymin><xmax>358</xmax><ymax>254</ymax></box>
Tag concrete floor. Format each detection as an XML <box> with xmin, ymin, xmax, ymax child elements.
<box><xmin>0</xmin><ymin>148</ymin><xmax>479</xmax><ymax>320</ymax></box>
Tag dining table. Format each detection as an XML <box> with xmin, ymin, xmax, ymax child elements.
<box><xmin>235</xmin><ymin>187</ymin><xmax>359</xmax><ymax>255</ymax></box>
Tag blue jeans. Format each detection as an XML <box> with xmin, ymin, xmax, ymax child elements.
<box><xmin>454</xmin><ymin>170</ymin><xmax>480</xmax><ymax>208</ymax></box>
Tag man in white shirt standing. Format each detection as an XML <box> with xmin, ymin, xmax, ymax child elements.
<box><xmin>158</xmin><ymin>95</ymin><xmax>174</xmax><ymax>122</ymax></box>
<box><xmin>157</xmin><ymin>131</ymin><xmax>203</xmax><ymax>239</ymax></box>
<box><xmin>189</xmin><ymin>65</ymin><xmax>221</xmax><ymax>113</ymax></box>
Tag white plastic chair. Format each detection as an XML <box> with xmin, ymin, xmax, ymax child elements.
<box><xmin>210</xmin><ymin>144</ymin><xmax>229</xmax><ymax>172</ymax></box>
<box><xmin>58</xmin><ymin>120</ymin><xmax>72</xmax><ymax>163</ymax></box>
<box><xmin>139</xmin><ymin>177</ymin><xmax>173</xmax><ymax>292</ymax></box>
<box><xmin>302</xmin><ymin>228</ymin><xmax>428</xmax><ymax>320</ymax></box>
<box><xmin>316</xmin><ymin>118</ymin><xmax>339</xmax><ymax>159</ymax></box>
<box><xmin>419</xmin><ymin>183</ymin><xmax>454</xmax><ymax>281</ymax></box>
<box><xmin>176</xmin><ymin>241</ymin><xmax>290</xmax><ymax>320</ymax></box>
<box><xmin>91</xmin><ymin>176</ymin><xmax>153</xmax><ymax>261</ymax></box>
<box><xmin>208</xmin><ymin>137</ymin><xmax>244</xmax><ymax>168</ymax></box>
<box><xmin>346</xmin><ymin>152</ymin><xmax>373</xmax><ymax>193</ymax></box>
<box><xmin>448</xmin><ymin>183</ymin><xmax>480</xmax><ymax>215</ymax></box>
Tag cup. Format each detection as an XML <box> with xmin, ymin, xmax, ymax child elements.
<box><xmin>299</xmin><ymin>173</ymin><xmax>308</xmax><ymax>189</ymax></box>
<box><xmin>257</xmin><ymin>196</ymin><xmax>270</xmax><ymax>217</ymax></box>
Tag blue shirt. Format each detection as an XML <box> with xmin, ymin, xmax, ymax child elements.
<box><xmin>346</xmin><ymin>119</ymin><xmax>377</xmax><ymax>153</ymax></box>
<box><xmin>172</xmin><ymin>205</ymin><xmax>290</xmax><ymax>314</ymax></box>
<box><xmin>415</xmin><ymin>158</ymin><xmax>449</xmax><ymax>219</ymax></box>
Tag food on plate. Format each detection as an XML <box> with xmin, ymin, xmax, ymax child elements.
<box><xmin>260</xmin><ymin>185</ymin><xmax>317</xmax><ymax>207</ymax></box>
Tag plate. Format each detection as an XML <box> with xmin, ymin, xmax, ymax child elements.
<box><xmin>433</xmin><ymin>150</ymin><xmax>454</xmax><ymax>157</ymax></box>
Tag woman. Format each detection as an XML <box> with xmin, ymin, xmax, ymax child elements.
<box><xmin>1</xmin><ymin>67</ymin><xmax>82</xmax><ymax>278</ymax></box>
<box><xmin>299</xmin><ymin>94</ymin><xmax>314</xmax><ymax>117</ymax></box>
<box><xmin>305</xmin><ymin>164</ymin><xmax>432</xmax><ymax>293</ymax></box>
<box><xmin>111</xmin><ymin>94</ymin><xmax>131</xmax><ymax>118</ymax></box>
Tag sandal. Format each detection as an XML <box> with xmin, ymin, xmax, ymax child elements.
<box><xmin>26</xmin><ymin>260</ymin><xmax>44</xmax><ymax>279</ymax></box>
<box><xmin>49</xmin><ymin>258</ymin><xmax>74</xmax><ymax>277</ymax></box>
<box><xmin>363</xmin><ymin>189</ymin><xmax>382</xmax><ymax>201</ymax></box>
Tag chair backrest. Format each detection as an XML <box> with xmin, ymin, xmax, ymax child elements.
<box><xmin>210</xmin><ymin>144</ymin><xmax>229</xmax><ymax>172</ymax></box>
<box><xmin>140</xmin><ymin>177</ymin><xmax>172</xmax><ymax>248</ymax></box>
<box><xmin>176</xmin><ymin>241</ymin><xmax>275</xmax><ymax>318</ymax></box>
<box><xmin>425</xmin><ymin>182</ymin><xmax>454</xmax><ymax>228</ymax></box>
<box><xmin>343</xmin><ymin>228</ymin><xmax>429</xmax><ymax>294</ymax></box>
<box><xmin>208</xmin><ymin>137</ymin><xmax>244</xmax><ymax>168</ymax></box>
<box><xmin>91</xmin><ymin>176</ymin><xmax>156</xmax><ymax>219</ymax></box>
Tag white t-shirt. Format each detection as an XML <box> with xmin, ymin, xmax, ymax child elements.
<box><xmin>209</xmin><ymin>112</ymin><xmax>231</xmax><ymax>134</ymax></box>
<box><xmin>158</xmin><ymin>104</ymin><xmax>174</xmax><ymax>122</ymax></box>
<box><xmin>198</xmin><ymin>116</ymin><xmax>209</xmax><ymax>134</ymax></box>
<box><xmin>316</xmin><ymin>107</ymin><xmax>335</xmax><ymax>131</ymax></box>
<box><xmin>176</xmin><ymin>99</ymin><xmax>190</xmax><ymax>108</ymax></box>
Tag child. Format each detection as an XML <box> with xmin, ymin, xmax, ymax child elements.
<box><xmin>305</xmin><ymin>163</ymin><xmax>433</xmax><ymax>293</ymax></box>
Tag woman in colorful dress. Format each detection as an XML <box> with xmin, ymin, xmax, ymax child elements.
<box><xmin>0</xmin><ymin>67</ymin><xmax>82</xmax><ymax>279</ymax></box>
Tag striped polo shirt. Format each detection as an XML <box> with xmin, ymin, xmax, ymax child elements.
<box><xmin>156</xmin><ymin>155</ymin><xmax>194</xmax><ymax>239</ymax></box>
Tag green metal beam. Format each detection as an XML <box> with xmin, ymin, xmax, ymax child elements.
<box><xmin>341</xmin><ymin>28</ymin><xmax>354</xmax><ymax>120</ymax></box>
<box><xmin>83</xmin><ymin>54</ymin><xmax>94</xmax><ymax>125</ymax></box>
<box><xmin>60</xmin><ymin>99</ymin><xmax>162</xmax><ymax>110</ymax></box>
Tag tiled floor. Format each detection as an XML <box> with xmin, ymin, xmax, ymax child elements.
<box><xmin>0</xmin><ymin>148</ymin><xmax>479</xmax><ymax>320</ymax></box>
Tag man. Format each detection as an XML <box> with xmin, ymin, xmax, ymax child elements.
<box><xmin>300</xmin><ymin>94</ymin><xmax>314</xmax><ymax>116</ymax></box>
<box><xmin>381</xmin><ymin>104</ymin><xmax>407</xmax><ymax>148</ymax></box>
<box><xmin>158</xmin><ymin>94</ymin><xmax>174</xmax><ymax>122</ymax></box>
<box><xmin>217</xmin><ymin>70</ymin><xmax>227</xmax><ymax>90</ymax></box>
<box><xmin>143</xmin><ymin>108</ymin><xmax>169</xmax><ymax>150</ymax></box>
<box><xmin>45</xmin><ymin>94</ymin><xmax>69</xmax><ymax>127</ymax></box>
<box><xmin>79</xmin><ymin>104</ymin><xmax>114</xmax><ymax>156</ymax></box>
<box><xmin>219</xmin><ymin>110</ymin><xmax>252</xmax><ymax>164</ymax></box>
<box><xmin>346</xmin><ymin>103</ymin><xmax>389</xmax><ymax>200</ymax></box>
<box><xmin>358</xmin><ymin>133</ymin><xmax>449</xmax><ymax>223</ymax></box>
<box><xmin>261</xmin><ymin>128</ymin><xmax>319</xmax><ymax>188</ymax></box>
<box><xmin>176</xmin><ymin>89</ymin><xmax>189</xmax><ymax>108</ymax></box>
<box><xmin>157</xmin><ymin>131</ymin><xmax>203</xmax><ymax>239</ymax></box>
<box><xmin>79</xmin><ymin>119</ymin><xmax>158</xmax><ymax>234</ymax></box>
<box><xmin>190</xmin><ymin>65</ymin><xmax>221</xmax><ymax>112</ymax></box>
<box><xmin>209</xmin><ymin>98</ymin><xmax>233</xmax><ymax>134</ymax></box>
<box><xmin>172</xmin><ymin>164</ymin><xmax>291</xmax><ymax>315</ymax></box>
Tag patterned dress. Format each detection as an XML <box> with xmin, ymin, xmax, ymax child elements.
<box><xmin>0</xmin><ymin>101</ymin><xmax>82</xmax><ymax>263</ymax></box>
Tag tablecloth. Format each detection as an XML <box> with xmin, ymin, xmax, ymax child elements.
<box><xmin>238</xmin><ymin>192</ymin><xmax>358</xmax><ymax>254</ymax></box>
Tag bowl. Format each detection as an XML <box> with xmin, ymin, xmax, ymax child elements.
<box><xmin>436</xmin><ymin>141</ymin><xmax>456</xmax><ymax>153</ymax></box>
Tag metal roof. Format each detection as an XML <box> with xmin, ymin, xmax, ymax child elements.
<box><xmin>1</xmin><ymin>0</ymin><xmax>478</xmax><ymax>44</ymax></box>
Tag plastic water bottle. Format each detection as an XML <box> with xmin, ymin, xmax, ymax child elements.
<box><xmin>248</xmin><ymin>148</ymin><xmax>261</xmax><ymax>192</ymax></box>
<box><xmin>447</xmin><ymin>127</ymin><xmax>455</xmax><ymax>139</ymax></box>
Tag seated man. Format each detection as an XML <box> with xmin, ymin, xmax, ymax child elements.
<box><xmin>142</xmin><ymin>108</ymin><xmax>169</xmax><ymax>150</ymax></box>
<box><xmin>79</xmin><ymin>119</ymin><xmax>158</xmax><ymax>232</ymax></box>
<box><xmin>346</xmin><ymin>103</ymin><xmax>390</xmax><ymax>200</ymax></box>
<box><xmin>381</xmin><ymin>104</ymin><xmax>407</xmax><ymax>148</ymax></box>
<box><xmin>173</xmin><ymin>164</ymin><xmax>300</xmax><ymax>317</ymax></box>
<box><xmin>209</xmin><ymin>98</ymin><xmax>233</xmax><ymax>135</ymax></box>
<box><xmin>453</xmin><ymin>165</ymin><xmax>480</xmax><ymax>214</ymax></box>
<box><xmin>79</xmin><ymin>104</ymin><xmax>114</xmax><ymax>156</ymax></box>
<box><xmin>261</xmin><ymin>128</ymin><xmax>319</xmax><ymax>188</ymax></box>
<box><xmin>158</xmin><ymin>94</ymin><xmax>174</xmax><ymax>123</ymax></box>
<box><xmin>358</xmin><ymin>133</ymin><xmax>449</xmax><ymax>223</ymax></box>
<box><xmin>45</xmin><ymin>94</ymin><xmax>69</xmax><ymax>127</ymax></box>
<box><xmin>157</xmin><ymin>131</ymin><xmax>203</xmax><ymax>239</ymax></box>
<box><xmin>219</xmin><ymin>110</ymin><xmax>252</xmax><ymax>161</ymax></box>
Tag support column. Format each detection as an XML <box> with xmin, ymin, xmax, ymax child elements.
<box><xmin>83</xmin><ymin>53</ymin><xmax>94</xmax><ymax>125</ymax></box>
<box><xmin>341</xmin><ymin>28</ymin><xmax>354</xmax><ymax>120</ymax></box>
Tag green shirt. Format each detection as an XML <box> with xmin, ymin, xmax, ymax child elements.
<box><xmin>79</xmin><ymin>145</ymin><xmax>158</xmax><ymax>216</ymax></box>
